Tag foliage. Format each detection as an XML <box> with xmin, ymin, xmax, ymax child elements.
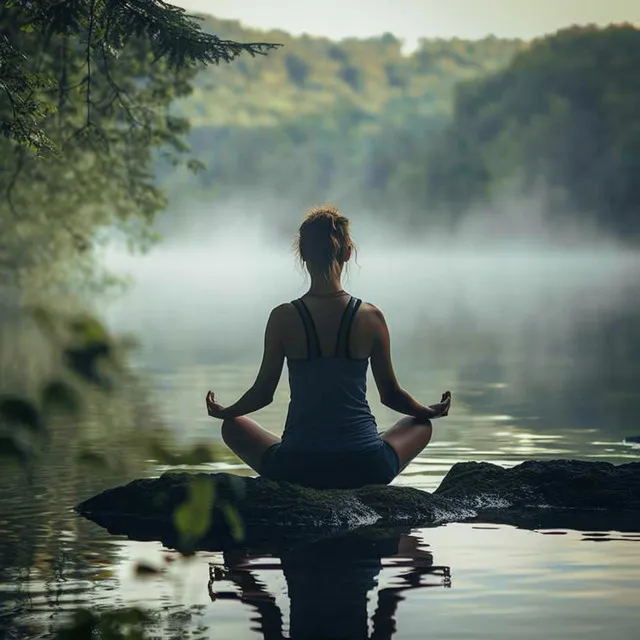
<box><xmin>173</xmin><ymin>475</ymin><xmax>216</xmax><ymax>551</ymax></box>
<box><xmin>0</xmin><ymin>2</ymin><xmax>281</xmax><ymax>294</ymax></box>
<box><xmin>175</xmin><ymin>19</ymin><xmax>523</xmax><ymax>128</ymax></box>
<box><xmin>155</xmin><ymin>17</ymin><xmax>525</xmax><ymax>231</ymax></box>
<box><xmin>0</xmin><ymin>0</ymin><xmax>281</xmax><ymax>154</ymax></box>
<box><xmin>424</xmin><ymin>24</ymin><xmax>640</xmax><ymax>237</ymax></box>
<box><xmin>0</xmin><ymin>25</ymin><xmax>194</xmax><ymax>293</ymax></box>
<box><xmin>0</xmin><ymin>9</ymin><xmax>266</xmax><ymax>635</ymax></box>
<box><xmin>0</xmin><ymin>301</ymin><xmax>245</xmax><ymax>566</ymax></box>
<box><xmin>0</xmin><ymin>302</ymin><xmax>232</xmax><ymax>470</ymax></box>
<box><xmin>158</xmin><ymin>20</ymin><xmax>640</xmax><ymax>242</ymax></box>
<box><xmin>284</xmin><ymin>52</ymin><xmax>310</xmax><ymax>86</ymax></box>
<box><xmin>0</xmin><ymin>303</ymin><xmax>144</xmax><ymax>467</ymax></box>
<box><xmin>171</xmin><ymin>474</ymin><xmax>244</xmax><ymax>553</ymax></box>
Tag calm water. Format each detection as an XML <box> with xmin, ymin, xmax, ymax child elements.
<box><xmin>1</xmin><ymin>240</ymin><xmax>640</xmax><ymax>639</ymax></box>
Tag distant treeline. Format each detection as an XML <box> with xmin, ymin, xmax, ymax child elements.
<box><xmin>430</xmin><ymin>24</ymin><xmax>640</xmax><ymax>239</ymax></box>
<box><xmin>160</xmin><ymin>19</ymin><xmax>640</xmax><ymax>241</ymax></box>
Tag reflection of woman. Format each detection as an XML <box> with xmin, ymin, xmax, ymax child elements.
<box><xmin>282</xmin><ymin>535</ymin><xmax>399</xmax><ymax>639</ymax></box>
<box><xmin>206</xmin><ymin>205</ymin><xmax>451</xmax><ymax>489</ymax></box>
<box><xmin>211</xmin><ymin>533</ymin><xmax>450</xmax><ymax>640</ymax></box>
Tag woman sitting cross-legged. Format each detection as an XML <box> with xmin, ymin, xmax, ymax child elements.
<box><xmin>205</xmin><ymin>204</ymin><xmax>451</xmax><ymax>490</ymax></box>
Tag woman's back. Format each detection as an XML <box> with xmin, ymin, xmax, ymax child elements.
<box><xmin>279</xmin><ymin>293</ymin><xmax>376</xmax><ymax>361</ymax></box>
<box><xmin>278</xmin><ymin>293</ymin><xmax>382</xmax><ymax>453</ymax></box>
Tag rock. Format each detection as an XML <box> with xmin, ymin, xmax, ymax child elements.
<box><xmin>76</xmin><ymin>460</ymin><xmax>640</xmax><ymax>552</ymax></box>
<box><xmin>433</xmin><ymin>460</ymin><xmax>640</xmax><ymax>510</ymax></box>
<box><xmin>77</xmin><ymin>472</ymin><xmax>440</xmax><ymax>550</ymax></box>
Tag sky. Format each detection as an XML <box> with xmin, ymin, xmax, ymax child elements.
<box><xmin>172</xmin><ymin>0</ymin><xmax>640</xmax><ymax>48</ymax></box>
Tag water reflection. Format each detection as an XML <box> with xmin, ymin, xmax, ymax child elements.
<box><xmin>207</xmin><ymin>531</ymin><xmax>451</xmax><ymax>640</ymax></box>
<box><xmin>4</xmin><ymin>516</ymin><xmax>640</xmax><ymax>639</ymax></box>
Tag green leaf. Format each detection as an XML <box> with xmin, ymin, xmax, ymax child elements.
<box><xmin>221</xmin><ymin>502</ymin><xmax>245</xmax><ymax>542</ymax></box>
<box><xmin>173</xmin><ymin>476</ymin><xmax>215</xmax><ymax>547</ymax></box>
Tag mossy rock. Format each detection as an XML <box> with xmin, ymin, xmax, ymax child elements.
<box><xmin>76</xmin><ymin>459</ymin><xmax>640</xmax><ymax>552</ymax></box>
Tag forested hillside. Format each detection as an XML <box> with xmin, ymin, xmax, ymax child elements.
<box><xmin>158</xmin><ymin>18</ymin><xmax>640</xmax><ymax>243</ymax></box>
<box><xmin>426</xmin><ymin>24</ymin><xmax>640</xmax><ymax>239</ymax></box>
<box><xmin>158</xmin><ymin>16</ymin><xmax>527</xmax><ymax>228</ymax></box>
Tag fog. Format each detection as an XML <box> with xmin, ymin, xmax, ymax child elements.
<box><xmin>97</xmin><ymin>197</ymin><xmax>640</xmax><ymax>442</ymax></box>
<box><xmin>103</xmin><ymin>198</ymin><xmax>637</xmax><ymax>351</ymax></box>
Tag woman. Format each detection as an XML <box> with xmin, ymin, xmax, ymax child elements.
<box><xmin>206</xmin><ymin>205</ymin><xmax>451</xmax><ymax>489</ymax></box>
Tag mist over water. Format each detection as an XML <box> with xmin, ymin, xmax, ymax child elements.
<box><xmin>102</xmin><ymin>204</ymin><xmax>640</xmax><ymax>445</ymax></box>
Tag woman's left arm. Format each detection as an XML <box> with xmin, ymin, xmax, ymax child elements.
<box><xmin>207</xmin><ymin>307</ymin><xmax>285</xmax><ymax>420</ymax></box>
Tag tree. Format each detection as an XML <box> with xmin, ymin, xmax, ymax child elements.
<box><xmin>0</xmin><ymin>1</ymin><xmax>281</xmax><ymax>291</ymax></box>
<box><xmin>0</xmin><ymin>0</ymin><xmax>280</xmax><ymax>154</ymax></box>
<box><xmin>0</xmin><ymin>5</ymin><xmax>274</xmax><ymax>602</ymax></box>
<box><xmin>425</xmin><ymin>24</ymin><xmax>640</xmax><ymax>239</ymax></box>
<box><xmin>151</xmin><ymin>19</ymin><xmax>525</xmax><ymax>230</ymax></box>
<box><xmin>284</xmin><ymin>53</ymin><xmax>310</xmax><ymax>86</ymax></box>
<box><xmin>339</xmin><ymin>64</ymin><xmax>363</xmax><ymax>92</ymax></box>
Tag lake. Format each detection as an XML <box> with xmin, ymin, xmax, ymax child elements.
<box><xmin>1</xmin><ymin>235</ymin><xmax>639</xmax><ymax>639</ymax></box>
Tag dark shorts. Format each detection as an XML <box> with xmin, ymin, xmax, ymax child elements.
<box><xmin>260</xmin><ymin>441</ymin><xmax>400</xmax><ymax>490</ymax></box>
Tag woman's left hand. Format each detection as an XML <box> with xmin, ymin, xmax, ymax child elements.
<box><xmin>206</xmin><ymin>391</ymin><xmax>227</xmax><ymax>420</ymax></box>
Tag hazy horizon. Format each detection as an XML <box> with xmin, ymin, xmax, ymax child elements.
<box><xmin>172</xmin><ymin>0</ymin><xmax>640</xmax><ymax>49</ymax></box>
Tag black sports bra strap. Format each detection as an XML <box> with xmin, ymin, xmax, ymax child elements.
<box><xmin>291</xmin><ymin>299</ymin><xmax>321</xmax><ymax>359</ymax></box>
<box><xmin>336</xmin><ymin>296</ymin><xmax>362</xmax><ymax>358</ymax></box>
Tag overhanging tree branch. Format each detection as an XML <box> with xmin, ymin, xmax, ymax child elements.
<box><xmin>0</xmin><ymin>0</ymin><xmax>282</xmax><ymax>152</ymax></box>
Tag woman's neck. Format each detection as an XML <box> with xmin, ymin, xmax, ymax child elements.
<box><xmin>307</xmin><ymin>277</ymin><xmax>344</xmax><ymax>297</ymax></box>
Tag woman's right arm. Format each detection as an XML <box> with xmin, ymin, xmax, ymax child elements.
<box><xmin>369</xmin><ymin>305</ymin><xmax>445</xmax><ymax>419</ymax></box>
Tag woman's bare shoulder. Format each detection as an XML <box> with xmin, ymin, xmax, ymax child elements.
<box><xmin>269</xmin><ymin>302</ymin><xmax>297</xmax><ymax>321</ymax></box>
<box><xmin>359</xmin><ymin>300</ymin><xmax>384</xmax><ymax>315</ymax></box>
<box><xmin>358</xmin><ymin>301</ymin><xmax>386</xmax><ymax>326</ymax></box>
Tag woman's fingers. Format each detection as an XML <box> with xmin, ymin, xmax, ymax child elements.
<box><xmin>442</xmin><ymin>391</ymin><xmax>451</xmax><ymax>416</ymax></box>
<box><xmin>205</xmin><ymin>391</ymin><xmax>225</xmax><ymax>419</ymax></box>
<box><xmin>434</xmin><ymin>391</ymin><xmax>451</xmax><ymax>417</ymax></box>
<box><xmin>206</xmin><ymin>391</ymin><xmax>218</xmax><ymax>416</ymax></box>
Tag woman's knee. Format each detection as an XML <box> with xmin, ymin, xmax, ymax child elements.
<box><xmin>221</xmin><ymin>417</ymin><xmax>241</xmax><ymax>446</ymax></box>
<box><xmin>404</xmin><ymin>416</ymin><xmax>433</xmax><ymax>444</ymax></box>
<box><xmin>221</xmin><ymin>416</ymin><xmax>280</xmax><ymax>452</ymax></box>
<box><xmin>381</xmin><ymin>416</ymin><xmax>433</xmax><ymax>469</ymax></box>
<box><xmin>416</xmin><ymin>418</ymin><xmax>433</xmax><ymax>444</ymax></box>
<box><xmin>402</xmin><ymin>415</ymin><xmax>432</xmax><ymax>429</ymax></box>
